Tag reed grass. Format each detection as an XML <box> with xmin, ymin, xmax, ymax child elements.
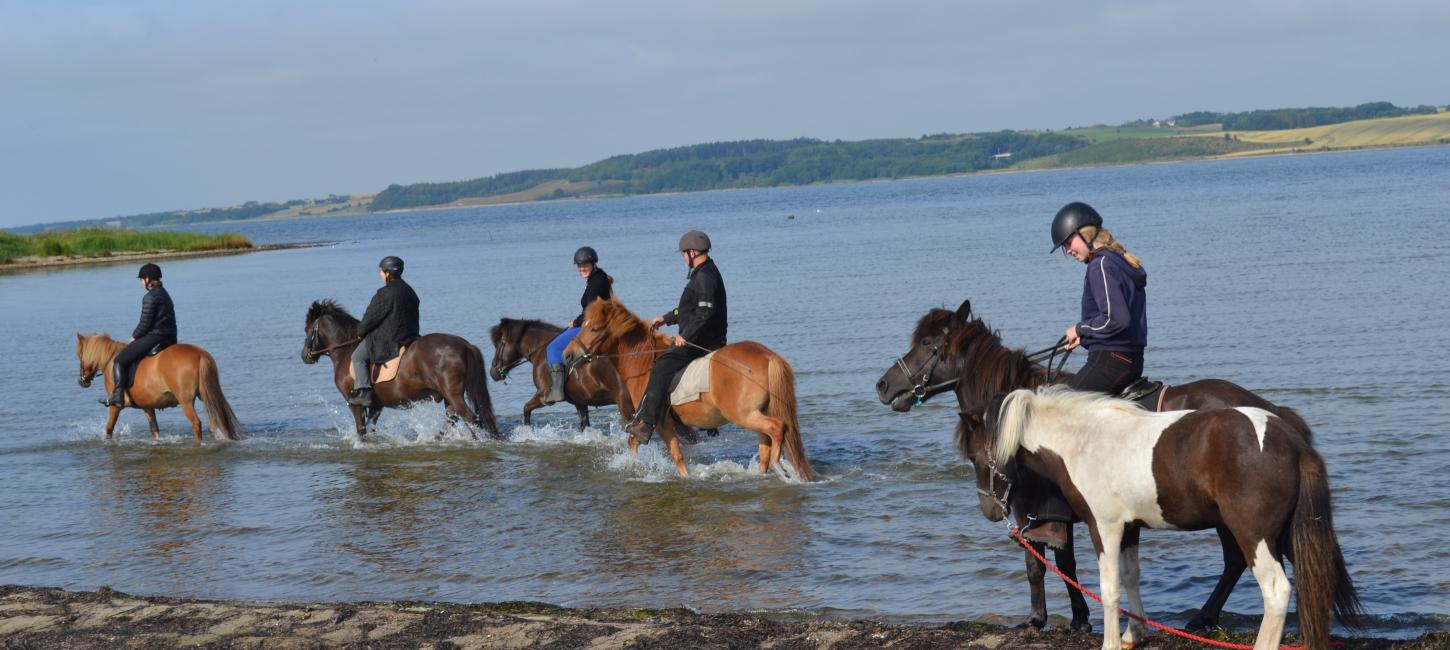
<box><xmin>0</xmin><ymin>228</ymin><xmax>251</xmax><ymax>264</ymax></box>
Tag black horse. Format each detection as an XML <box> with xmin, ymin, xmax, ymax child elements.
<box><xmin>875</xmin><ymin>298</ymin><xmax>1314</xmax><ymax>632</ymax></box>
<box><xmin>302</xmin><ymin>300</ymin><xmax>500</xmax><ymax>439</ymax></box>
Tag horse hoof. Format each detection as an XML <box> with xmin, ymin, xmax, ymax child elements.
<box><xmin>1182</xmin><ymin>616</ymin><xmax>1211</xmax><ymax>633</ymax></box>
<box><xmin>1015</xmin><ymin>618</ymin><xmax>1045</xmax><ymax>631</ymax></box>
<box><xmin>1069</xmin><ymin>619</ymin><xmax>1092</xmax><ymax>633</ymax></box>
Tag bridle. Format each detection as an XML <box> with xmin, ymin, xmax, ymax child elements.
<box><xmin>303</xmin><ymin>320</ymin><xmax>360</xmax><ymax>358</ymax></box>
<box><xmin>892</xmin><ymin>326</ymin><xmax>959</xmax><ymax>406</ymax></box>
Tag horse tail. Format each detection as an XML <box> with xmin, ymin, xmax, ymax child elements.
<box><xmin>765</xmin><ymin>353</ymin><xmax>817</xmax><ymax>482</ymax></box>
<box><xmin>1271</xmin><ymin>405</ymin><xmax>1315</xmax><ymax>446</ymax></box>
<box><xmin>465</xmin><ymin>344</ymin><xmax>501</xmax><ymax>438</ymax></box>
<box><xmin>197</xmin><ymin>350</ymin><xmax>246</xmax><ymax>441</ymax></box>
<box><xmin>1291</xmin><ymin>443</ymin><xmax>1361</xmax><ymax>647</ymax></box>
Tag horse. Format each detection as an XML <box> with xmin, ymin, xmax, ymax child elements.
<box><xmin>75</xmin><ymin>332</ymin><xmax>245</xmax><ymax>441</ymax></box>
<box><xmin>487</xmin><ymin>317</ymin><xmax>637</xmax><ymax>430</ymax></box>
<box><xmin>874</xmin><ymin>298</ymin><xmax>1316</xmax><ymax>632</ymax></box>
<box><xmin>563</xmin><ymin>297</ymin><xmax>817</xmax><ymax>481</ymax></box>
<box><xmin>301</xmin><ymin>300</ymin><xmax>500</xmax><ymax>439</ymax></box>
<box><xmin>968</xmin><ymin>386</ymin><xmax>1360</xmax><ymax>650</ymax></box>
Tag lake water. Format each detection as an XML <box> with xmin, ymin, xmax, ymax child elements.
<box><xmin>2</xmin><ymin>147</ymin><xmax>1447</xmax><ymax>638</ymax></box>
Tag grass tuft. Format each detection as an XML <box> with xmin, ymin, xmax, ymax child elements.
<box><xmin>0</xmin><ymin>228</ymin><xmax>251</xmax><ymax>264</ymax></box>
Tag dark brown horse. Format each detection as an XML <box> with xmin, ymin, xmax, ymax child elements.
<box><xmin>488</xmin><ymin>317</ymin><xmax>637</xmax><ymax>430</ymax></box>
<box><xmin>874</xmin><ymin>298</ymin><xmax>1315</xmax><ymax>632</ymax></box>
<box><xmin>301</xmin><ymin>300</ymin><xmax>499</xmax><ymax>439</ymax></box>
<box><xmin>968</xmin><ymin>387</ymin><xmax>1359</xmax><ymax>650</ymax></box>
<box><xmin>564</xmin><ymin>298</ymin><xmax>817</xmax><ymax>481</ymax></box>
<box><xmin>75</xmin><ymin>332</ymin><xmax>245</xmax><ymax>441</ymax></box>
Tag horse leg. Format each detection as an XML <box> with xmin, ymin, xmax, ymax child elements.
<box><xmin>757</xmin><ymin>435</ymin><xmax>773</xmax><ymax>475</ymax></box>
<box><xmin>1095</xmin><ymin>524</ymin><xmax>1125</xmax><ymax>650</ymax></box>
<box><xmin>1021</xmin><ymin>543</ymin><xmax>1048</xmax><ymax>630</ymax></box>
<box><xmin>443</xmin><ymin>387</ymin><xmax>479</xmax><ymax>439</ymax></box>
<box><xmin>350</xmin><ymin>404</ymin><xmax>367</xmax><ymax>438</ymax></box>
<box><xmin>522</xmin><ymin>393</ymin><xmax>544</xmax><ymax>426</ymax></box>
<box><xmin>1185</xmin><ymin>526</ymin><xmax>1246</xmax><ymax>631</ymax></box>
<box><xmin>659</xmin><ymin>428</ymin><xmax>688</xmax><ymax>477</ymax></box>
<box><xmin>1243</xmin><ymin>537</ymin><xmax>1291</xmax><ymax>650</ymax></box>
<box><xmin>104</xmin><ymin>406</ymin><xmax>121</xmax><ymax>439</ymax></box>
<box><xmin>737</xmin><ymin>410</ymin><xmax>785</xmax><ymax>477</ymax></box>
<box><xmin>1053</xmin><ymin>533</ymin><xmax>1093</xmax><ymax>632</ymax></box>
<box><xmin>179</xmin><ymin>399</ymin><xmax>204</xmax><ymax>441</ymax></box>
<box><xmin>575</xmin><ymin>403</ymin><xmax>590</xmax><ymax>431</ymax></box>
<box><xmin>1118</xmin><ymin>527</ymin><xmax>1146</xmax><ymax>648</ymax></box>
<box><xmin>144</xmin><ymin>409</ymin><xmax>160</xmax><ymax>440</ymax></box>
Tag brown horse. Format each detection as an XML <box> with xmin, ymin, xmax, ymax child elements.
<box><xmin>301</xmin><ymin>300</ymin><xmax>500</xmax><ymax>439</ymax></box>
<box><xmin>563</xmin><ymin>297</ymin><xmax>817</xmax><ymax>481</ymax></box>
<box><xmin>488</xmin><ymin>317</ymin><xmax>636</xmax><ymax>430</ymax></box>
<box><xmin>75</xmin><ymin>332</ymin><xmax>245</xmax><ymax>441</ymax></box>
<box><xmin>875</xmin><ymin>298</ymin><xmax>1315</xmax><ymax>632</ymax></box>
<box><xmin>970</xmin><ymin>387</ymin><xmax>1360</xmax><ymax>650</ymax></box>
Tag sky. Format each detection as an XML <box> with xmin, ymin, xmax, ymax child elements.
<box><xmin>2</xmin><ymin>0</ymin><xmax>1446</xmax><ymax>227</ymax></box>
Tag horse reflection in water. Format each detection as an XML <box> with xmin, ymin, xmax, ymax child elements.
<box><xmin>96</xmin><ymin>448</ymin><xmax>233</xmax><ymax>578</ymax></box>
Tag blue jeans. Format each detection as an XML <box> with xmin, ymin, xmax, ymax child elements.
<box><xmin>546</xmin><ymin>327</ymin><xmax>580</xmax><ymax>365</ymax></box>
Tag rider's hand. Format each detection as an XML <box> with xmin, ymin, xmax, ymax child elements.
<box><xmin>650</xmin><ymin>316</ymin><xmax>665</xmax><ymax>330</ymax></box>
<box><xmin>1063</xmin><ymin>324</ymin><xmax>1081</xmax><ymax>350</ymax></box>
<box><xmin>673</xmin><ymin>335</ymin><xmax>686</xmax><ymax>347</ymax></box>
<box><xmin>129</xmin><ymin>337</ymin><xmax>135</xmax><ymax>343</ymax></box>
<box><xmin>567</xmin><ymin>319</ymin><xmax>575</xmax><ymax>328</ymax></box>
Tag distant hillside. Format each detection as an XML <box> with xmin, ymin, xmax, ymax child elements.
<box><xmin>1172</xmin><ymin>101</ymin><xmax>1436</xmax><ymax>130</ymax></box>
<box><xmin>12</xmin><ymin>195</ymin><xmax>362</xmax><ymax>234</ymax></box>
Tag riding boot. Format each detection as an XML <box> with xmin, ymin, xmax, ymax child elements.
<box><xmin>625</xmin><ymin>395</ymin><xmax>657</xmax><ymax>444</ymax></box>
<box><xmin>544</xmin><ymin>364</ymin><xmax>567</xmax><ymax>404</ymax></box>
<box><xmin>347</xmin><ymin>387</ymin><xmax>375</xmax><ymax>406</ymax></box>
<box><xmin>1020</xmin><ymin>518</ymin><xmax>1072</xmax><ymax>550</ymax></box>
<box><xmin>100</xmin><ymin>363</ymin><xmax>127</xmax><ymax>407</ymax></box>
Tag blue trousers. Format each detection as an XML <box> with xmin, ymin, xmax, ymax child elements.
<box><xmin>546</xmin><ymin>327</ymin><xmax>580</xmax><ymax>365</ymax></box>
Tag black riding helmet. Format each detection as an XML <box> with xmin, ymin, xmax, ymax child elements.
<box><xmin>137</xmin><ymin>263</ymin><xmax>162</xmax><ymax>281</ymax></box>
<box><xmin>379</xmin><ymin>256</ymin><xmax>404</xmax><ymax>275</ymax></box>
<box><xmin>573</xmin><ymin>246</ymin><xmax>599</xmax><ymax>265</ymax></box>
<box><xmin>1049</xmin><ymin>202</ymin><xmax>1103</xmax><ymax>253</ymax></box>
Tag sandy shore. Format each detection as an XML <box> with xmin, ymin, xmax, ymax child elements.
<box><xmin>1</xmin><ymin>586</ymin><xmax>1443</xmax><ymax>649</ymax></box>
<box><xmin>0</xmin><ymin>242</ymin><xmax>327</xmax><ymax>274</ymax></box>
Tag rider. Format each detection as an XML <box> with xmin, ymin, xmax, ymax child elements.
<box><xmin>625</xmin><ymin>230</ymin><xmax>727</xmax><ymax>443</ymax></box>
<box><xmin>1025</xmin><ymin>201</ymin><xmax>1148</xmax><ymax>548</ymax></box>
<box><xmin>543</xmin><ymin>246</ymin><xmax>613</xmax><ymax>404</ymax></box>
<box><xmin>101</xmin><ymin>263</ymin><xmax>177</xmax><ymax>407</ymax></box>
<box><xmin>347</xmin><ymin>256</ymin><xmax>420</xmax><ymax>406</ymax></box>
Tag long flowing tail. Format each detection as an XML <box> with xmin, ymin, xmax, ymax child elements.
<box><xmin>197</xmin><ymin>351</ymin><xmax>245</xmax><ymax>441</ymax></box>
<box><xmin>465</xmin><ymin>344</ymin><xmax>501</xmax><ymax>438</ymax></box>
<box><xmin>1291</xmin><ymin>444</ymin><xmax>1361</xmax><ymax>648</ymax></box>
<box><xmin>765</xmin><ymin>354</ymin><xmax>817</xmax><ymax>481</ymax></box>
<box><xmin>1271</xmin><ymin>405</ymin><xmax>1315</xmax><ymax>446</ymax></box>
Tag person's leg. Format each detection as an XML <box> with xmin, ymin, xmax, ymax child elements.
<box><xmin>544</xmin><ymin>328</ymin><xmax>579</xmax><ymax>404</ymax></box>
<box><xmin>348</xmin><ymin>344</ymin><xmax>373</xmax><ymax>404</ymax></box>
<box><xmin>102</xmin><ymin>337</ymin><xmax>152</xmax><ymax>406</ymax></box>
<box><xmin>626</xmin><ymin>347</ymin><xmax>701</xmax><ymax>441</ymax></box>
<box><xmin>1065</xmin><ymin>350</ymin><xmax>1143</xmax><ymax>395</ymax></box>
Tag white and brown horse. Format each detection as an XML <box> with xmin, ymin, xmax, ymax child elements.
<box><xmin>968</xmin><ymin>386</ymin><xmax>1360</xmax><ymax>650</ymax></box>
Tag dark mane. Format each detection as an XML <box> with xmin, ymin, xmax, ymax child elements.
<box><xmin>912</xmin><ymin>307</ymin><xmax>1053</xmax><ymax>411</ymax></box>
<box><xmin>489</xmin><ymin>318</ymin><xmax>563</xmax><ymax>346</ymax></box>
<box><xmin>306</xmin><ymin>299</ymin><xmax>358</xmax><ymax>328</ymax></box>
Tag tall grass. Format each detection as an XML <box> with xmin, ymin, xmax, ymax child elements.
<box><xmin>0</xmin><ymin>228</ymin><xmax>251</xmax><ymax>264</ymax></box>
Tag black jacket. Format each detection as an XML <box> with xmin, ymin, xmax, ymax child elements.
<box><xmin>573</xmin><ymin>267</ymin><xmax>613</xmax><ymax>326</ymax></box>
<box><xmin>662</xmin><ymin>259</ymin><xmax>727</xmax><ymax>349</ymax></box>
<box><xmin>133</xmin><ymin>284</ymin><xmax>178</xmax><ymax>344</ymax></box>
<box><xmin>356</xmin><ymin>278</ymin><xmax>420</xmax><ymax>362</ymax></box>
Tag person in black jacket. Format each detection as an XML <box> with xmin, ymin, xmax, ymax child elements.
<box><xmin>102</xmin><ymin>263</ymin><xmax>178</xmax><ymax>407</ymax></box>
<box><xmin>543</xmin><ymin>246</ymin><xmax>613</xmax><ymax>404</ymax></box>
<box><xmin>625</xmin><ymin>230</ymin><xmax>727</xmax><ymax>443</ymax></box>
<box><xmin>347</xmin><ymin>256</ymin><xmax>421</xmax><ymax>406</ymax></box>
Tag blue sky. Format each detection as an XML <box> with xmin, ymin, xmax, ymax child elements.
<box><xmin>2</xmin><ymin>0</ymin><xmax>1446</xmax><ymax>227</ymax></box>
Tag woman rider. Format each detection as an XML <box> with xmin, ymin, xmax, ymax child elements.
<box><xmin>1023</xmin><ymin>201</ymin><xmax>1148</xmax><ymax>548</ymax></box>
<box><xmin>101</xmin><ymin>263</ymin><xmax>177</xmax><ymax>407</ymax></box>
<box><xmin>542</xmin><ymin>246</ymin><xmax>612</xmax><ymax>404</ymax></box>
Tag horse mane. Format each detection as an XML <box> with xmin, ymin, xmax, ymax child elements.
<box><xmin>582</xmin><ymin>297</ymin><xmax>672</xmax><ymax>348</ymax></box>
<box><xmin>78</xmin><ymin>332</ymin><xmax>124</xmax><ymax>366</ymax></box>
<box><xmin>992</xmin><ymin>386</ymin><xmax>1147</xmax><ymax>466</ymax></box>
<box><xmin>306</xmin><ymin>299</ymin><xmax>357</xmax><ymax>328</ymax></box>
<box><xmin>489</xmin><ymin>318</ymin><xmax>563</xmax><ymax>346</ymax></box>
<box><xmin>913</xmin><ymin>307</ymin><xmax>1054</xmax><ymax>406</ymax></box>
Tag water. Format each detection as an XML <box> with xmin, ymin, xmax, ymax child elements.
<box><xmin>2</xmin><ymin>147</ymin><xmax>1447</xmax><ymax>638</ymax></box>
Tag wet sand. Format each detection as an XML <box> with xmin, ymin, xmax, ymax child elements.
<box><xmin>2</xmin><ymin>585</ymin><xmax>1443</xmax><ymax>649</ymax></box>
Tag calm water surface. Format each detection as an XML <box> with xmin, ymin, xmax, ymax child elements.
<box><xmin>2</xmin><ymin>147</ymin><xmax>1447</xmax><ymax>637</ymax></box>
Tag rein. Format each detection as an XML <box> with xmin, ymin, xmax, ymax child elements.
<box><xmin>307</xmin><ymin>336</ymin><xmax>360</xmax><ymax>356</ymax></box>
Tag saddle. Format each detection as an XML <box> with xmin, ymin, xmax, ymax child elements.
<box><xmin>668</xmin><ymin>352</ymin><xmax>716</xmax><ymax>405</ymax></box>
<box><xmin>348</xmin><ymin>345</ymin><xmax>408</xmax><ymax>385</ymax></box>
<box><xmin>1120</xmin><ymin>377</ymin><xmax>1169</xmax><ymax>412</ymax></box>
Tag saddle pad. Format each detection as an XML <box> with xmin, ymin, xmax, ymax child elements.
<box><xmin>670</xmin><ymin>352</ymin><xmax>715</xmax><ymax>405</ymax></box>
<box><xmin>348</xmin><ymin>345</ymin><xmax>408</xmax><ymax>385</ymax></box>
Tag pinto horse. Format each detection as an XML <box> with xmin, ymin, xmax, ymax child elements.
<box><xmin>563</xmin><ymin>297</ymin><xmax>817</xmax><ymax>481</ymax></box>
<box><xmin>488</xmin><ymin>317</ymin><xmax>637</xmax><ymax>430</ymax></box>
<box><xmin>75</xmin><ymin>332</ymin><xmax>245</xmax><ymax>441</ymax></box>
<box><xmin>301</xmin><ymin>300</ymin><xmax>499</xmax><ymax>439</ymax></box>
<box><xmin>969</xmin><ymin>387</ymin><xmax>1360</xmax><ymax>650</ymax></box>
<box><xmin>874</xmin><ymin>298</ymin><xmax>1315</xmax><ymax>632</ymax></box>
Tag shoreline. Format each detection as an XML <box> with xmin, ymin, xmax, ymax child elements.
<box><xmin>0</xmin><ymin>585</ymin><xmax>1442</xmax><ymax>649</ymax></box>
<box><xmin>0</xmin><ymin>241</ymin><xmax>329</xmax><ymax>274</ymax></box>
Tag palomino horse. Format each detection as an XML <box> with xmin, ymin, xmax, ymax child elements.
<box><xmin>563</xmin><ymin>298</ymin><xmax>817</xmax><ymax>481</ymax></box>
<box><xmin>301</xmin><ymin>300</ymin><xmax>500</xmax><ymax>439</ymax></box>
<box><xmin>970</xmin><ymin>386</ymin><xmax>1360</xmax><ymax>650</ymax></box>
<box><xmin>874</xmin><ymin>298</ymin><xmax>1315</xmax><ymax>632</ymax></box>
<box><xmin>75</xmin><ymin>332</ymin><xmax>245</xmax><ymax>441</ymax></box>
<box><xmin>488</xmin><ymin>317</ymin><xmax>636</xmax><ymax>430</ymax></box>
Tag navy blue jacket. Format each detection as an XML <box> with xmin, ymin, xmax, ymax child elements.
<box><xmin>133</xmin><ymin>284</ymin><xmax>178</xmax><ymax>344</ymax></box>
<box><xmin>1075</xmin><ymin>249</ymin><xmax>1147</xmax><ymax>352</ymax></box>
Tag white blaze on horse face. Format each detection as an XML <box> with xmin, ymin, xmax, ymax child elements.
<box><xmin>1233</xmin><ymin>407</ymin><xmax>1274</xmax><ymax>451</ymax></box>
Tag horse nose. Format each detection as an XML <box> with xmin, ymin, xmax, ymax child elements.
<box><xmin>875</xmin><ymin>377</ymin><xmax>890</xmax><ymax>401</ymax></box>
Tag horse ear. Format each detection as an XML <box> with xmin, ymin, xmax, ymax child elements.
<box><xmin>955</xmin><ymin>299</ymin><xmax>972</xmax><ymax>322</ymax></box>
<box><xmin>76</xmin><ymin>332</ymin><xmax>84</xmax><ymax>344</ymax></box>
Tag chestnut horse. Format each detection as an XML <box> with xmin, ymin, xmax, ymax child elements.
<box><xmin>488</xmin><ymin>317</ymin><xmax>637</xmax><ymax>430</ymax></box>
<box><xmin>301</xmin><ymin>300</ymin><xmax>500</xmax><ymax>439</ymax></box>
<box><xmin>875</xmin><ymin>298</ymin><xmax>1315</xmax><ymax>632</ymax></box>
<box><xmin>970</xmin><ymin>387</ymin><xmax>1359</xmax><ymax>650</ymax></box>
<box><xmin>563</xmin><ymin>298</ymin><xmax>817</xmax><ymax>481</ymax></box>
<box><xmin>75</xmin><ymin>332</ymin><xmax>245</xmax><ymax>441</ymax></box>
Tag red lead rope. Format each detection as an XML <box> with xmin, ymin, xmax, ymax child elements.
<box><xmin>1008</xmin><ymin>527</ymin><xmax>1342</xmax><ymax>650</ymax></box>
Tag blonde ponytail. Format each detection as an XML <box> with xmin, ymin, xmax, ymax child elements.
<box><xmin>1081</xmin><ymin>226</ymin><xmax>1142</xmax><ymax>269</ymax></box>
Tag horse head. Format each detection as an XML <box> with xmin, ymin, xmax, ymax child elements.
<box><xmin>876</xmin><ymin>298</ymin><xmax>973</xmax><ymax>411</ymax></box>
<box><xmin>563</xmin><ymin>298</ymin><xmax>662</xmax><ymax>368</ymax></box>
<box><xmin>74</xmin><ymin>332</ymin><xmax>111</xmax><ymax>388</ymax></box>
<box><xmin>487</xmin><ymin>318</ymin><xmax>538</xmax><ymax>381</ymax></box>
<box><xmin>302</xmin><ymin>299</ymin><xmax>357</xmax><ymax>364</ymax></box>
<box><xmin>959</xmin><ymin>394</ymin><xmax>1018</xmax><ymax>522</ymax></box>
